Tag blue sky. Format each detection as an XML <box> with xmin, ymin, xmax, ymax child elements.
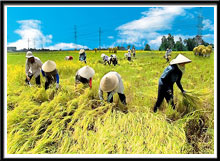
<box><xmin>7</xmin><ymin>6</ymin><xmax>214</xmax><ymax>50</ymax></box>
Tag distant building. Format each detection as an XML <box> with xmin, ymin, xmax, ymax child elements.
<box><xmin>7</xmin><ymin>47</ymin><xmax>16</xmax><ymax>52</ymax></box>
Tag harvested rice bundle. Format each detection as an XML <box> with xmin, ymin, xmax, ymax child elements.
<box><xmin>179</xmin><ymin>89</ymin><xmax>209</xmax><ymax>115</ymax></box>
<box><xmin>202</xmin><ymin>49</ymin><xmax>207</xmax><ymax>57</ymax></box>
<box><xmin>193</xmin><ymin>47</ymin><xmax>198</xmax><ymax>55</ymax></box>
<box><xmin>205</xmin><ymin>45</ymin><xmax>212</xmax><ymax>57</ymax></box>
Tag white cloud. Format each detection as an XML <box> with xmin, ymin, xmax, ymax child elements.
<box><xmin>108</xmin><ymin>36</ymin><xmax>114</xmax><ymax>39</ymax></box>
<box><xmin>8</xmin><ymin>20</ymin><xmax>52</xmax><ymax>50</ymax></box>
<box><xmin>46</xmin><ymin>43</ymin><xmax>88</xmax><ymax>50</ymax></box>
<box><xmin>115</xmin><ymin>7</ymin><xmax>186</xmax><ymax>48</ymax></box>
<box><xmin>8</xmin><ymin>19</ymin><xmax>89</xmax><ymax>50</ymax></box>
<box><xmin>202</xmin><ymin>19</ymin><xmax>214</xmax><ymax>31</ymax></box>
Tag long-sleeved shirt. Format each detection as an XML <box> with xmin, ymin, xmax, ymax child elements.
<box><xmin>44</xmin><ymin>69</ymin><xmax>59</xmax><ymax>84</ymax></box>
<box><xmin>25</xmin><ymin>57</ymin><xmax>43</xmax><ymax>77</ymax></box>
<box><xmin>159</xmin><ymin>64</ymin><xmax>184</xmax><ymax>92</ymax></box>
<box><xmin>99</xmin><ymin>72</ymin><xmax>124</xmax><ymax>101</ymax></box>
<box><xmin>79</xmin><ymin>53</ymin><xmax>86</xmax><ymax>61</ymax></box>
<box><xmin>165</xmin><ymin>49</ymin><xmax>172</xmax><ymax>58</ymax></box>
<box><xmin>127</xmin><ymin>52</ymin><xmax>131</xmax><ymax>57</ymax></box>
<box><xmin>103</xmin><ymin>55</ymin><xmax>109</xmax><ymax>61</ymax></box>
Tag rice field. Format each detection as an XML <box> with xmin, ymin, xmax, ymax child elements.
<box><xmin>6</xmin><ymin>50</ymin><xmax>214</xmax><ymax>154</ymax></box>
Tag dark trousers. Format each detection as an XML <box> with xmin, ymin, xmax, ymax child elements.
<box><xmin>112</xmin><ymin>60</ymin><xmax>117</xmax><ymax>66</ymax></box>
<box><xmin>25</xmin><ymin>74</ymin><xmax>40</xmax><ymax>85</ymax></box>
<box><xmin>128</xmin><ymin>57</ymin><xmax>131</xmax><ymax>61</ymax></box>
<box><xmin>154</xmin><ymin>85</ymin><xmax>175</xmax><ymax>110</ymax></box>
<box><xmin>107</xmin><ymin>92</ymin><xmax>126</xmax><ymax>105</ymax></box>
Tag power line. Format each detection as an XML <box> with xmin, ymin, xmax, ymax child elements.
<box><xmin>74</xmin><ymin>25</ymin><xmax>77</xmax><ymax>50</ymax></box>
<box><xmin>197</xmin><ymin>7</ymin><xmax>203</xmax><ymax>45</ymax></box>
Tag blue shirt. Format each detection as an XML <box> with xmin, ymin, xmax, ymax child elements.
<box><xmin>159</xmin><ymin>64</ymin><xmax>184</xmax><ymax>92</ymax></box>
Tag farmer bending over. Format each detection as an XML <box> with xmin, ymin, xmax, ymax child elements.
<box><xmin>25</xmin><ymin>51</ymin><xmax>43</xmax><ymax>86</ymax></box>
<box><xmin>75</xmin><ymin>66</ymin><xmax>95</xmax><ymax>88</ymax></box>
<box><xmin>153</xmin><ymin>54</ymin><xmax>192</xmax><ymax>113</ymax></box>
<box><xmin>164</xmin><ymin>48</ymin><xmax>172</xmax><ymax>63</ymax></box>
<box><xmin>110</xmin><ymin>54</ymin><xmax>118</xmax><ymax>66</ymax></box>
<box><xmin>99</xmin><ymin>72</ymin><xmax>126</xmax><ymax>105</ymax></box>
<box><xmin>79</xmin><ymin>49</ymin><xmax>87</xmax><ymax>64</ymax></box>
<box><xmin>101</xmin><ymin>53</ymin><xmax>110</xmax><ymax>65</ymax></box>
<box><xmin>42</xmin><ymin>60</ymin><xmax>60</xmax><ymax>90</ymax></box>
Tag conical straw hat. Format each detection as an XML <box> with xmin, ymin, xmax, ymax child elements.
<box><xmin>100</xmin><ymin>73</ymin><xmax>119</xmax><ymax>92</ymax></box>
<box><xmin>78</xmin><ymin>66</ymin><xmax>95</xmax><ymax>79</ymax></box>
<box><xmin>101</xmin><ymin>53</ymin><xmax>105</xmax><ymax>58</ymax></box>
<box><xmin>42</xmin><ymin>60</ymin><xmax>56</xmax><ymax>72</ymax></box>
<box><xmin>79</xmin><ymin>49</ymin><xmax>85</xmax><ymax>54</ymax></box>
<box><xmin>26</xmin><ymin>51</ymin><xmax>34</xmax><ymax>58</ymax></box>
<box><xmin>170</xmin><ymin>54</ymin><xmax>192</xmax><ymax>65</ymax></box>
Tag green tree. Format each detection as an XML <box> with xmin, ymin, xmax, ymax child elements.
<box><xmin>144</xmin><ymin>44</ymin><xmax>151</xmax><ymax>51</ymax></box>
<box><xmin>184</xmin><ymin>38</ymin><xmax>197</xmax><ymax>51</ymax></box>
<box><xmin>174</xmin><ymin>37</ymin><xmax>186</xmax><ymax>51</ymax></box>
<box><xmin>159</xmin><ymin>34</ymin><xmax>175</xmax><ymax>50</ymax></box>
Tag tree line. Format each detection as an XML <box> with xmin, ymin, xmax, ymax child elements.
<box><xmin>144</xmin><ymin>33</ymin><xmax>213</xmax><ymax>51</ymax></box>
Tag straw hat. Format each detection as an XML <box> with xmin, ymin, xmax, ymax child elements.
<box><xmin>112</xmin><ymin>54</ymin><xmax>116</xmax><ymax>58</ymax></box>
<box><xmin>101</xmin><ymin>53</ymin><xmax>105</xmax><ymax>58</ymax></box>
<box><xmin>26</xmin><ymin>51</ymin><xmax>34</xmax><ymax>58</ymax></box>
<box><xmin>79</xmin><ymin>49</ymin><xmax>85</xmax><ymax>54</ymax></box>
<box><xmin>100</xmin><ymin>72</ymin><xmax>119</xmax><ymax>92</ymax></box>
<box><xmin>170</xmin><ymin>54</ymin><xmax>192</xmax><ymax>65</ymax></box>
<box><xmin>42</xmin><ymin>60</ymin><xmax>56</xmax><ymax>72</ymax></box>
<box><xmin>78</xmin><ymin>66</ymin><xmax>95</xmax><ymax>79</ymax></box>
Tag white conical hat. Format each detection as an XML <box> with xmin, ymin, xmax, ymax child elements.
<box><xmin>112</xmin><ymin>54</ymin><xmax>116</xmax><ymax>58</ymax></box>
<box><xmin>42</xmin><ymin>60</ymin><xmax>56</xmax><ymax>72</ymax></box>
<box><xmin>170</xmin><ymin>54</ymin><xmax>192</xmax><ymax>65</ymax></box>
<box><xmin>78</xmin><ymin>66</ymin><xmax>95</xmax><ymax>79</ymax></box>
<box><xmin>79</xmin><ymin>49</ymin><xmax>85</xmax><ymax>54</ymax></box>
<box><xmin>100</xmin><ymin>72</ymin><xmax>119</xmax><ymax>92</ymax></box>
<box><xmin>101</xmin><ymin>53</ymin><xmax>105</xmax><ymax>58</ymax></box>
<box><xmin>26</xmin><ymin>51</ymin><xmax>34</xmax><ymax>58</ymax></box>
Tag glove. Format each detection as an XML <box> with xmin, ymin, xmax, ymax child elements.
<box><xmin>56</xmin><ymin>83</ymin><xmax>59</xmax><ymax>89</ymax></box>
<box><xmin>167</xmin><ymin>89</ymin><xmax>172</xmax><ymax>95</ymax></box>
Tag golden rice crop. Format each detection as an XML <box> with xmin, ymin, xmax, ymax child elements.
<box><xmin>7</xmin><ymin>50</ymin><xmax>214</xmax><ymax>154</ymax></box>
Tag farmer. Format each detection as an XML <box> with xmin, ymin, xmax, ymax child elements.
<box><xmin>75</xmin><ymin>66</ymin><xmax>95</xmax><ymax>88</ymax></box>
<box><xmin>153</xmin><ymin>54</ymin><xmax>192</xmax><ymax>113</ymax></box>
<box><xmin>164</xmin><ymin>48</ymin><xmax>172</xmax><ymax>62</ymax></box>
<box><xmin>132</xmin><ymin>48</ymin><xmax>136</xmax><ymax>57</ymax></box>
<box><xmin>25</xmin><ymin>51</ymin><xmax>43</xmax><ymax>86</ymax></box>
<box><xmin>127</xmin><ymin>49</ymin><xmax>132</xmax><ymax>61</ymax></box>
<box><xmin>65</xmin><ymin>56</ymin><xmax>73</xmax><ymax>60</ymax></box>
<box><xmin>79</xmin><ymin>49</ymin><xmax>86</xmax><ymax>63</ymax></box>
<box><xmin>99</xmin><ymin>71</ymin><xmax>126</xmax><ymax>105</ymax></box>
<box><xmin>41</xmin><ymin>60</ymin><xmax>60</xmax><ymax>90</ymax></box>
<box><xmin>101</xmin><ymin>53</ymin><xmax>110</xmax><ymax>65</ymax></box>
<box><xmin>110</xmin><ymin>54</ymin><xmax>118</xmax><ymax>66</ymax></box>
